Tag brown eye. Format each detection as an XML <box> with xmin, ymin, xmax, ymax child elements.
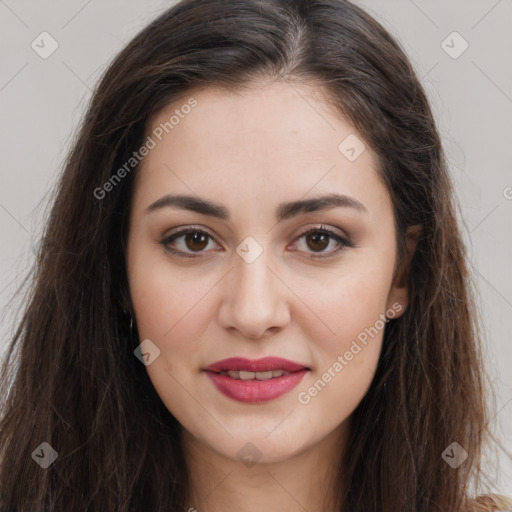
<box><xmin>183</xmin><ymin>232</ymin><xmax>209</xmax><ymax>251</ymax></box>
<box><xmin>305</xmin><ymin>232</ymin><xmax>330</xmax><ymax>252</ymax></box>
<box><xmin>292</xmin><ymin>226</ymin><xmax>352</xmax><ymax>259</ymax></box>
<box><xmin>161</xmin><ymin>228</ymin><xmax>220</xmax><ymax>259</ymax></box>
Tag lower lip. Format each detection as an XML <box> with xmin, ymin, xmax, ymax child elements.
<box><xmin>205</xmin><ymin>370</ymin><xmax>309</xmax><ymax>403</ymax></box>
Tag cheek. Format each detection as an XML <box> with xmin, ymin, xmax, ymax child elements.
<box><xmin>127</xmin><ymin>246</ymin><xmax>228</xmax><ymax>403</ymax></box>
<box><xmin>296</xmin><ymin>263</ymin><xmax>392</xmax><ymax>352</ymax></box>
<box><xmin>128</xmin><ymin>242</ymin><xmax>211</xmax><ymax>341</ymax></box>
<box><xmin>127</xmin><ymin>248</ymin><xmax>212</xmax><ymax>422</ymax></box>
<box><xmin>295</xmin><ymin>276</ymin><xmax>386</xmax><ymax>422</ymax></box>
<box><xmin>292</xmin><ymin>262</ymin><xmax>390</xmax><ymax>412</ymax></box>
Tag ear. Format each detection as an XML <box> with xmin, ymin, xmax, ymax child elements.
<box><xmin>386</xmin><ymin>224</ymin><xmax>422</xmax><ymax>319</ymax></box>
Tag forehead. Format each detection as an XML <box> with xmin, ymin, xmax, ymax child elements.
<box><xmin>145</xmin><ymin>80</ymin><xmax>359</xmax><ymax>163</ymax></box>
<box><xmin>134</xmin><ymin>80</ymin><xmax>391</xmax><ymax>220</ymax></box>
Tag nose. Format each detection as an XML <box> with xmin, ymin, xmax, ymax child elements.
<box><xmin>217</xmin><ymin>246</ymin><xmax>291</xmax><ymax>339</ymax></box>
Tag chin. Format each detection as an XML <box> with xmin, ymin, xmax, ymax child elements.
<box><xmin>202</xmin><ymin>428</ymin><xmax>313</xmax><ymax>466</ymax></box>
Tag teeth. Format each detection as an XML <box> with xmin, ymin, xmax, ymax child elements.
<box><xmin>221</xmin><ymin>369</ymin><xmax>290</xmax><ymax>380</ymax></box>
<box><xmin>255</xmin><ymin>371</ymin><xmax>273</xmax><ymax>380</ymax></box>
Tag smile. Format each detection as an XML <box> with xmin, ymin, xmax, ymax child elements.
<box><xmin>217</xmin><ymin>369</ymin><xmax>290</xmax><ymax>380</ymax></box>
<box><xmin>202</xmin><ymin>357</ymin><xmax>310</xmax><ymax>403</ymax></box>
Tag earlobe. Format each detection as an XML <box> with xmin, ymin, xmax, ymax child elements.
<box><xmin>386</xmin><ymin>224</ymin><xmax>422</xmax><ymax>318</ymax></box>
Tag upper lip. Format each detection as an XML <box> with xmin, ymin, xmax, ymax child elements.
<box><xmin>203</xmin><ymin>357</ymin><xmax>310</xmax><ymax>373</ymax></box>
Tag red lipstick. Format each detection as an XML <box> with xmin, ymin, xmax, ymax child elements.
<box><xmin>203</xmin><ymin>357</ymin><xmax>310</xmax><ymax>403</ymax></box>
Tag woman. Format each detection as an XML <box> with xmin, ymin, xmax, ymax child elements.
<box><xmin>0</xmin><ymin>0</ymin><xmax>509</xmax><ymax>510</ymax></box>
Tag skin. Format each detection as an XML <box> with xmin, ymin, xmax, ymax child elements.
<box><xmin>126</xmin><ymin>79</ymin><xmax>416</xmax><ymax>512</ymax></box>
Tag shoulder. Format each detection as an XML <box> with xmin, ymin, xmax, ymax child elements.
<box><xmin>466</xmin><ymin>494</ymin><xmax>512</xmax><ymax>511</ymax></box>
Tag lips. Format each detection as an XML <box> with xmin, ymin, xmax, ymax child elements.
<box><xmin>202</xmin><ymin>357</ymin><xmax>310</xmax><ymax>403</ymax></box>
<box><xmin>203</xmin><ymin>356</ymin><xmax>309</xmax><ymax>373</ymax></box>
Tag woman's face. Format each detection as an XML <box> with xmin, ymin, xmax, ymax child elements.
<box><xmin>126</xmin><ymin>80</ymin><xmax>409</xmax><ymax>464</ymax></box>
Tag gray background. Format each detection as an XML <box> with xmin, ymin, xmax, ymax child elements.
<box><xmin>0</xmin><ymin>0</ymin><xmax>511</xmax><ymax>496</ymax></box>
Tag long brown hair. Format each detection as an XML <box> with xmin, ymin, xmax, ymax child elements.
<box><xmin>0</xmin><ymin>0</ymin><xmax>506</xmax><ymax>510</ymax></box>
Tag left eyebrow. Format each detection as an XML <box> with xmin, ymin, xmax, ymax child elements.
<box><xmin>276</xmin><ymin>193</ymin><xmax>368</xmax><ymax>221</ymax></box>
<box><xmin>145</xmin><ymin>192</ymin><xmax>368</xmax><ymax>221</ymax></box>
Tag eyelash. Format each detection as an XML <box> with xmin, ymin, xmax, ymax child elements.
<box><xmin>160</xmin><ymin>224</ymin><xmax>353</xmax><ymax>260</ymax></box>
